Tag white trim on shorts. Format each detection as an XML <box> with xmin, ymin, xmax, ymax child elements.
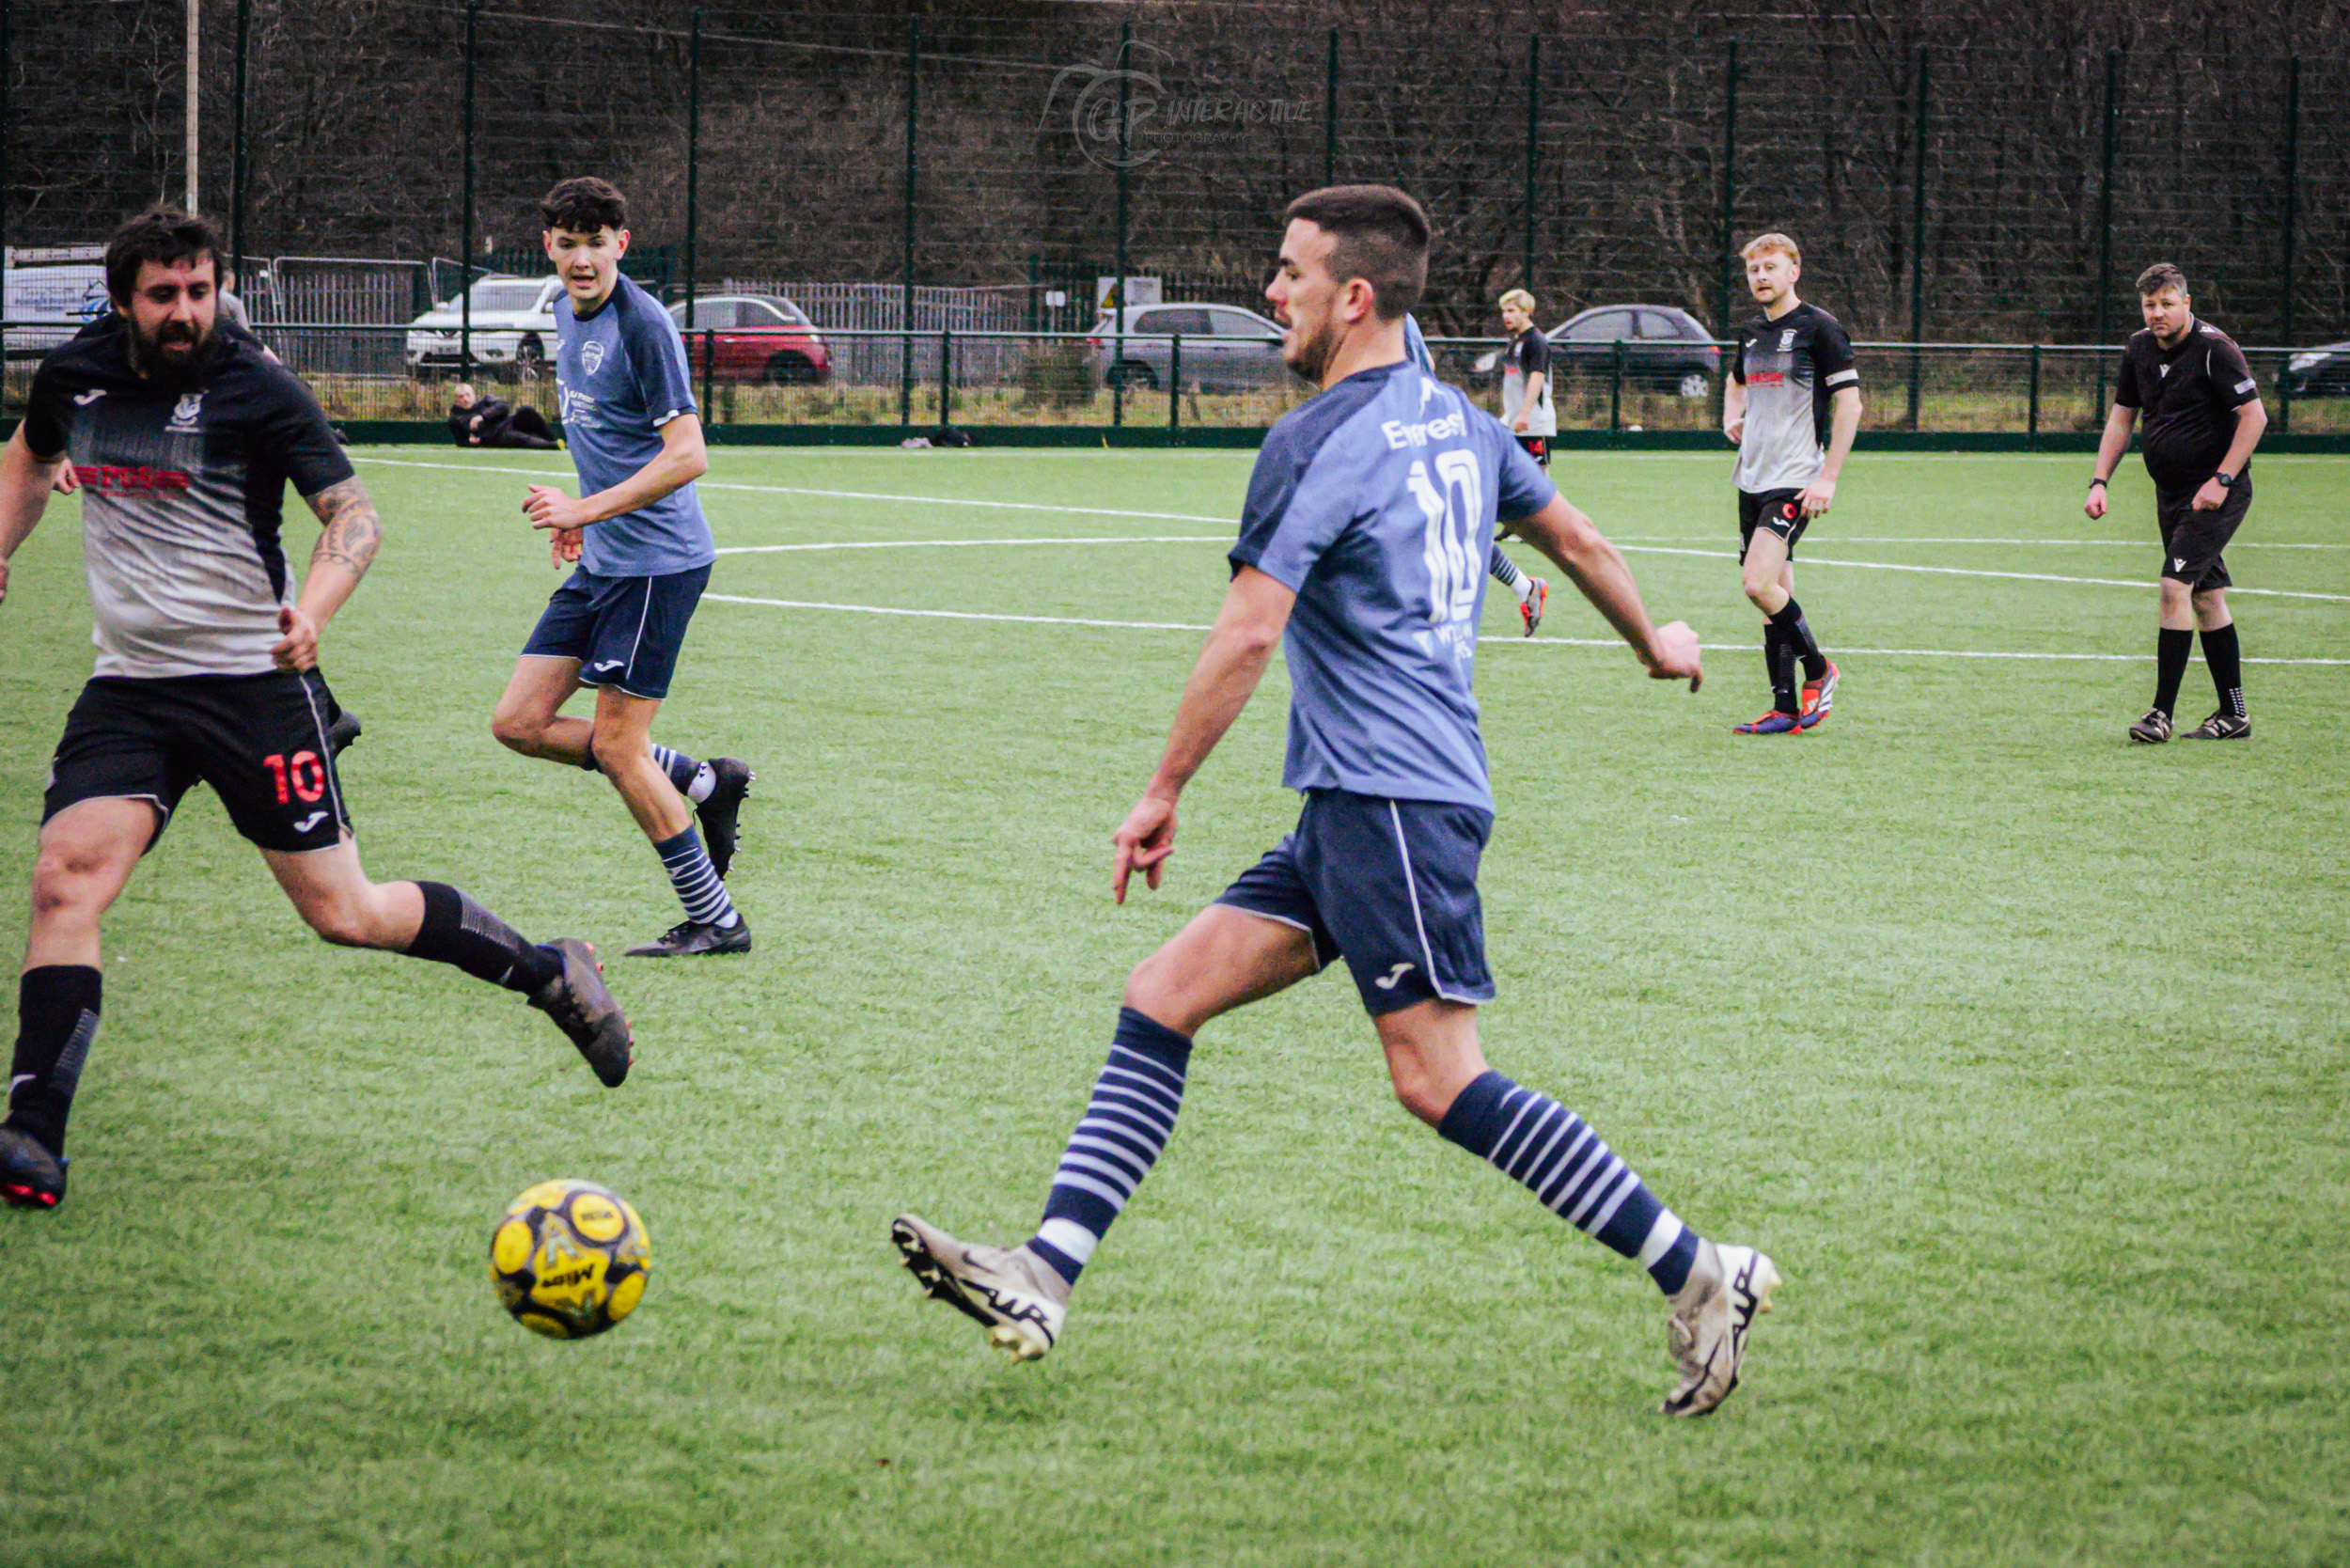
<box><xmin>1386</xmin><ymin>800</ymin><xmax>1483</xmax><ymax>1007</ymax></box>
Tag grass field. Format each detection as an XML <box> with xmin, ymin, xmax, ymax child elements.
<box><xmin>1</xmin><ymin>445</ymin><xmax>2345</xmax><ymax>1568</ymax></box>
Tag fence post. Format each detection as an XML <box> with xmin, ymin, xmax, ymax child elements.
<box><xmin>940</xmin><ymin>327</ymin><xmax>952</xmax><ymax>427</ymax></box>
<box><xmin>900</xmin><ymin>15</ymin><xmax>918</xmax><ymax>429</ymax></box>
<box><xmin>2</xmin><ymin>0</ymin><xmax>11</xmax><ymax>323</ymax></box>
<box><xmin>1716</xmin><ymin>40</ymin><xmax>1738</xmax><ymax>361</ymax></box>
<box><xmin>229</xmin><ymin>0</ymin><xmax>249</xmax><ymax>282</ymax></box>
<box><xmin>1169</xmin><ymin>334</ymin><xmax>1182</xmax><ymax>431</ymax></box>
<box><xmin>2028</xmin><ymin>342</ymin><xmax>2041</xmax><ymax>443</ymax></box>
<box><xmin>683</xmin><ymin>7</ymin><xmax>699</xmax><ymax>329</ymax></box>
<box><xmin>700</xmin><ymin>328</ymin><xmax>713</xmax><ymax>431</ymax></box>
<box><xmin>1523</xmin><ymin>35</ymin><xmax>1540</xmax><ymax>293</ymax></box>
<box><xmin>1906</xmin><ymin>45</ymin><xmax>1928</xmax><ymax>431</ymax></box>
<box><xmin>2092</xmin><ymin>47</ymin><xmax>2119</xmax><ymax>413</ymax></box>
<box><xmin>1113</xmin><ymin>21</ymin><xmax>1132</xmax><ymax>430</ymax></box>
<box><xmin>1609</xmin><ymin>338</ymin><xmax>1624</xmax><ymax>434</ymax></box>
<box><xmin>461</xmin><ymin>0</ymin><xmax>478</xmax><ymax>374</ymax></box>
<box><xmin>1324</xmin><ymin>27</ymin><xmax>1338</xmax><ymax>187</ymax></box>
<box><xmin>2279</xmin><ymin>55</ymin><xmax>2300</xmax><ymax>433</ymax></box>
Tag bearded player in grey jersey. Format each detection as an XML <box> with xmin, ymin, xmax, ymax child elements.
<box><xmin>1721</xmin><ymin>233</ymin><xmax>1860</xmax><ymax>734</ymax></box>
<box><xmin>0</xmin><ymin>209</ymin><xmax>633</xmax><ymax>1213</ymax></box>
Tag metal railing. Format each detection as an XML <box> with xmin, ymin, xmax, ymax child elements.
<box><xmin>7</xmin><ymin>324</ymin><xmax>2347</xmax><ymax>439</ymax></box>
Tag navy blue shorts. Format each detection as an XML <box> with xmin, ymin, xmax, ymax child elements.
<box><xmin>520</xmin><ymin>564</ymin><xmax>712</xmax><ymax>701</ymax></box>
<box><xmin>1216</xmin><ymin>789</ymin><xmax>1496</xmax><ymax>1016</ymax></box>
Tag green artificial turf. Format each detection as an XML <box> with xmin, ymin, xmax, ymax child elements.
<box><xmin>0</xmin><ymin>446</ymin><xmax>2344</xmax><ymax>1568</ymax></box>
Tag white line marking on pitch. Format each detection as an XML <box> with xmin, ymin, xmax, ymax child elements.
<box><xmin>354</xmin><ymin>456</ymin><xmax>2349</xmax><ymax>592</ymax></box>
<box><xmin>701</xmin><ymin>594</ymin><xmax>2348</xmax><ymax>664</ymax></box>
<box><xmin>715</xmin><ymin>536</ymin><xmax>1227</xmax><ymax>554</ymax></box>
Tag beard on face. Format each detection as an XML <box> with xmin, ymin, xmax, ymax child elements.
<box><xmin>1281</xmin><ymin>308</ymin><xmax>1344</xmax><ymax>384</ymax></box>
<box><xmin>125</xmin><ymin>311</ymin><xmax>220</xmax><ymax>390</ymax></box>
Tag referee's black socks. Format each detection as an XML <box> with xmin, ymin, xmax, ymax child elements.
<box><xmin>2154</xmin><ymin>627</ymin><xmax>2195</xmax><ymax>716</ymax></box>
<box><xmin>6</xmin><ymin>965</ymin><xmax>101</xmax><ymax>1155</ymax></box>
<box><xmin>406</xmin><ymin>882</ymin><xmax>563</xmax><ymax>995</ymax></box>
<box><xmin>2201</xmin><ymin>622</ymin><xmax>2248</xmax><ymax>717</ymax></box>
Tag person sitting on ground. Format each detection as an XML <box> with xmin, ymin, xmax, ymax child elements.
<box><xmin>448</xmin><ymin>383</ymin><xmax>558</xmax><ymax>449</ymax></box>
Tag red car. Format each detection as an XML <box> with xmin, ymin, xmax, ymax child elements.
<box><xmin>667</xmin><ymin>294</ymin><xmax>831</xmax><ymax>384</ymax></box>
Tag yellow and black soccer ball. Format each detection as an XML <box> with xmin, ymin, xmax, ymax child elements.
<box><xmin>489</xmin><ymin>1178</ymin><xmax>650</xmax><ymax>1340</ymax></box>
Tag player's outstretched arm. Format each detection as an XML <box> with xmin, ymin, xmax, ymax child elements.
<box><xmin>1112</xmin><ymin>565</ymin><xmax>1296</xmax><ymax>903</ymax></box>
<box><xmin>0</xmin><ymin>427</ymin><xmax>67</xmax><ymax>608</ymax></box>
<box><xmin>1508</xmin><ymin>494</ymin><xmax>1702</xmax><ymax>691</ymax></box>
<box><xmin>274</xmin><ymin>477</ymin><xmax>383</xmax><ymax>671</ymax></box>
<box><xmin>524</xmin><ymin>414</ymin><xmax>709</xmax><ymax>534</ymax></box>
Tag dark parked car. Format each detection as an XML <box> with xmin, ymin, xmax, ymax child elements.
<box><xmin>1476</xmin><ymin>305</ymin><xmax>1720</xmax><ymax>397</ymax></box>
<box><xmin>667</xmin><ymin>295</ymin><xmax>831</xmax><ymax>384</ymax></box>
<box><xmin>2280</xmin><ymin>342</ymin><xmax>2350</xmax><ymax>398</ymax></box>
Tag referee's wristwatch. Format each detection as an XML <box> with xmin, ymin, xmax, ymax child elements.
<box><xmin>2087</xmin><ymin>476</ymin><xmax>2107</xmax><ymax>490</ymax></box>
<box><xmin>2215</xmin><ymin>471</ymin><xmax>2238</xmax><ymax>488</ymax></box>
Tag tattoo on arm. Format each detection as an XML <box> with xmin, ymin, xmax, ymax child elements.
<box><xmin>306</xmin><ymin>478</ymin><xmax>383</xmax><ymax>578</ymax></box>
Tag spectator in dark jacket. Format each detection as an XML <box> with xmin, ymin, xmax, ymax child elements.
<box><xmin>448</xmin><ymin>383</ymin><xmax>558</xmax><ymax>449</ymax></box>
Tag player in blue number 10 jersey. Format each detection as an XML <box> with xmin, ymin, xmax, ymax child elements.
<box><xmin>896</xmin><ymin>186</ymin><xmax>1781</xmax><ymax>1418</ymax></box>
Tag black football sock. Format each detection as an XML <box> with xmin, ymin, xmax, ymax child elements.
<box><xmin>1770</xmin><ymin>598</ymin><xmax>1827</xmax><ymax>682</ymax></box>
<box><xmin>1759</xmin><ymin>620</ymin><xmax>1788</xmax><ymax>709</ymax></box>
<box><xmin>2154</xmin><ymin>627</ymin><xmax>2194</xmax><ymax>716</ymax></box>
<box><xmin>1766</xmin><ymin>622</ymin><xmax>1800</xmax><ymax>714</ymax></box>
<box><xmin>405</xmin><ymin>882</ymin><xmax>563</xmax><ymax>995</ymax></box>
<box><xmin>6</xmin><ymin>966</ymin><xmax>102</xmax><ymax>1156</ymax></box>
<box><xmin>2201</xmin><ymin>623</ymin><xmax>2246</xmax><ymax>717</ymax></box>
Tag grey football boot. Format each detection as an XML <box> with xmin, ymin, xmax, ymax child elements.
<box><xmin>891</xmin><ymin>1213</ymin><xmax>1071</xmax><ymax>1361</ymax></box>
<box><xmin>1660</xmin><ymin>1238</ymin><xmax>1781</xmax><ymax>1417</ymax></box>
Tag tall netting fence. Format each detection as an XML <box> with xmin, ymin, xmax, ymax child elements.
<box><xmin>5</xmin><ymin>0</ymin><xmax>2347</xmax><ymax>436</ymax></box>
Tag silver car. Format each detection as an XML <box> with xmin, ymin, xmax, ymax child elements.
<box><xmin>1089</xmin><ymin>304</ymin><xmax>1300</xmax><ymax>394</ymax></box>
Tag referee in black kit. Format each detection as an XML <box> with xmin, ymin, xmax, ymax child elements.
<box><xmin>2086</xmin><ymin>262</ymin><xmax>2268</xmax><ymax>744</ymax></box>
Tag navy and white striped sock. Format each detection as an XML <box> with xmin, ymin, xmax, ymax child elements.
<box><xmin>1026</xmin><ymin>1007</ymin><xmax>1192</xmax><ymax>1287</ymax></box>
<box><xmin>1488</xmin><ymin>545</ymin><xmax>1526</xmax><ymax>594</ymax></box>
<box><xmin>651</xmin><ymin>826</ymin><xmax>740</xmax><ymax>929</ymax></box>
<box><xmin>650</xmin><ymin>744</ymin><xmax>715</xmax><ymax>804</ymax></box>
<box><xmin>1437</xmin><ymin>1068</ymin><xmax>1700</xmax><ymax>1294</ymax></box>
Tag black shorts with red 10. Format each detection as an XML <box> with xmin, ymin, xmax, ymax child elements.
<box><xmin>42</xmin><ymin>670</ymin><xmax>352</xmax><ymax>853</ymax></box>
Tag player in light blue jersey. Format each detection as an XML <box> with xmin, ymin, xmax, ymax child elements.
<box><xmin>1405</xmin><ymin>312</ymin><xmax>1550</xmax><ymax>635</ymax></box>
<box><xmin>489</xmin><ymin>179</ymin><xmax>754</xmax><ymax>958</ymax></box>
<box><xmin>897</xmin><ymin>186</ymin><xmax>1779</xmax><ymax>1418</ymax></box>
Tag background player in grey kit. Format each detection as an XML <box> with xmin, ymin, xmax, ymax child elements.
<box><xmin>0</xmin><ymin>209</ymin><xmax>632</xmax><ymax>1210</ymax></box>
<box><xmin>489</xmin><ymin>178</ymin><xmax>756</xmax><ymax>957</ymax></box>
<box><xmin>892</xmin><ymin>184</ymin><xmax>1778</xmax><ymax>1418</ymax></box>
<box><xmin>2088</xmin><ymin>262</ymin><xmax>2267</xmax><ymax>745</ymax></box>
<box><xmin>1722</xmin><ymin>232</ymin><xmax>1859</xmax><ymax>735</ymax></box>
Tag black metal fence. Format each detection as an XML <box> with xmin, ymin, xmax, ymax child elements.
<box><xmin>6</xmin><ymin>2</ymin><xmax>2349</xmax><ymax>440</ymax></box>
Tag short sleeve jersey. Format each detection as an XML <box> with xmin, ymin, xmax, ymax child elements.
<box><xmin>554</xmin><ymin>272</ymin><xmax>714</xmax><ymax>577</ymax></box>
<box><xmin>1499</xmin><ymin>326</ymin><xmax>1557</xmax><ymax>437</ymax></box>
<box><xmin>21</xmin><ymin>315</ymin><xmax>355</xmax><ymax>679</ymax></box>
<box><xmin>1731</xmin><ymin>301</ymin><xmax>1857</xmax><ymax>494</ymax></box>
<box><xmin>1229</xmin><ymin>359</ymin><xmax>1558</xmax><ymax>812</ymax></box>
<box><xmin>2114</xmin><ymin>318</ymin><xmax>2261</xmax><ymax>492</ymax></box>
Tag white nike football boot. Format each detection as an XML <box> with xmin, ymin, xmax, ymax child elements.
<box><xmin>891</xmin><ymin>1213</ymin><xmax>1071</xmax><ymax>1361</ymax></box>
<box><xmin>1660</xmin><ymin>1238</ymin><xmax>1780</xmax><ymax>1417</ymax></box>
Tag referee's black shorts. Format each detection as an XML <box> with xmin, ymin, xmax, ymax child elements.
<box><xmin>2155</xmin><ymin>477</ymin><xmax>2251</xmax><ymax>590</ymax></box>
<box><xmin>42</xmin><ymin>670</ymin><xmax>353</xmax><ymax>854</ymax></box>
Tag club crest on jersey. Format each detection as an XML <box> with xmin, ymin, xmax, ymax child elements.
<box><xmin>581</xmin><ymin>340</ymin><xmax>606</xmax><ymax>374</ymax></box>
<box><xmin>165</xmin><ymin>391</ymin><xmax>204</xmax><ymax>431</ymax></box>
<box><xmin>1778</xmin><ymin>328</ymin><xmax>1796</xmax><ymax>352</ymax></box>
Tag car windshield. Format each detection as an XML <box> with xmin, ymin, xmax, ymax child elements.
<box><xmin>465</xmin><ymin>282</ymin><xmax>545</xmax><ymax>313</ymax></box>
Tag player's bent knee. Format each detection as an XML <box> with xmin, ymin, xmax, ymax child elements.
<box><xmin>490</xmin><ymin>708</ymin><xmax>543</xmax><ymax>754</ymax></box>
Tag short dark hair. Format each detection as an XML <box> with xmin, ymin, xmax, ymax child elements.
<box><xmin>2137</xmin><ymin>261</ymin><xmax>2188</xmax><ymax>297</ymax></box>
<box><xmin>541</xmin><ymin>177</ymin><xmax>628</xmax><ymax>234</ymax></box>
<box><xmin>1283</xmin><ymin>184</ymin><xmax>1430</xmax><ymax>321</ymax></box>
<box><xmin>105</xmin><ymin>206</ymin><xmax>222</xmax><ymax>304</ymax></box>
